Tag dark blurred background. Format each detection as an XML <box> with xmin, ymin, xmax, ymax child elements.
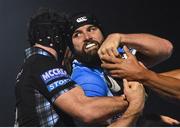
<box><xmin>0</xmin><ymin>0</ymin><xmax>179</xmax><ymax>126</ymax></box>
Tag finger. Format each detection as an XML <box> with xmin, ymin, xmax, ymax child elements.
<box><xmin>99</xmin><ymin>55</ymin><xmax>112</xmax><ymax>64</ymax></box>
<box><xmin>123</xmin><ymin>45</ymin><xmax>133</xmax><ymax>58</ymax></box>
<box><xmin>99</xmin><ymin>55</ymin><xmax>111</xmax><ymax>62</ymax></box>
<box><xmin>139</xmin><ymin>61</ymin><xmax>147</xmax><ymax>69</ymax></box>
<box><xmin>100</xmin><ymin>55</ymin><xmax>123</xmax><ymax>64</ymax></box>
<box><xmin>98</xmin><ymin>48</ymin><xmax>106</xmax><ymax>58</ymax></box>
<box><xmin>99</xmin><ymin>54</ymin><xmax>110</xmax><ymax>63</ymax></box>
<box><xmin>108</xmin><ymin>70</ymin><xmax>124</xmax><ymax>77</ymax></box>
<box><xmin>112</xmin><ymin>47</ymin><xmax>119</xmax><ymax>57</ymax></box>
<box><xmin>109</xmin><ymin>70</ymin><xmax>121</xmax><ymax>74</ymax></box>
<box><xmin>123</xmin><ymin>79</ymin><xmax>129</xmax><ymax>90</ymax></box>
<box><xmin>107</xmin><ymin>48</ymin><xmax>116</xmax><ymax>57</ymax></box>
<box><xmin>161</xmin><ymin>115</ymin><xmax>180</xmax><ymax>125</ymax></box>
<box><xmin>121</xmin><ymin>94</ymin><xmax>127</xmax><ymax>100</ymax></box>
<box><xmin>100</xmin><ymin>60</ymin><xmax>106</xmax><ymax>64</ymax></box>
<box><xmin>101</xmin><ymin>63</ymin><xmax>120</xmax><ymax>70</ymax></box>
<box><xmin>111</xmin><ymin>74</ymin><xmax>121</xmax><ymax>78</ymax></box>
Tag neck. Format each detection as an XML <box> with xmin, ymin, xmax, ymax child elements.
<box><xmin>34</xmin><ymin>44</ymin><xmax>58</xmax><ymax>60</ymax></box>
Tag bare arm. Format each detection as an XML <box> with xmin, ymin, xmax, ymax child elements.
<box><xmin>109</xmin><ymin>79</ymin><xmax>145</xmax><ymax>127</ymax></box>
<box><xmin>109</xmin><ymin>110</ymin><xmax>140</xmax><ymax>127</ymax></box>
<box><xmin>98</xmin><ymin>33</ymin><xmax>173</xmax><ymax>67</ymax></box>
<box><xmin>142</xmin><ymin>69</ymin><xmax>180</xmax><ymax>100</ymax></box>
<box><xmin>100</xmin><ymin>46</ymin><xmax>180</xmax><ymax>100</ymax></box>
<box><xmin>54</xmin><ymin>86</ymin><xmax>128</xmax><ymax>124</ymax></box>
<box><xmin>160</xmin><ymin>69</ymin><xmax>180</xmax><ymax>79</ymax></box>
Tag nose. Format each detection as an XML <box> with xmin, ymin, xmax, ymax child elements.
<box><xmin>84</xmin><ymin>32</ymin><xmax>92</xmax><ymax>40</ymax></box>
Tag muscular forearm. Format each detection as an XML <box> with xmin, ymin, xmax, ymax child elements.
<box><xmin>108</xmin><ymin>113</ymin><xmax>140</xmax><ymax>127</ymax></box>
<box><xmin>108</xmin><ymin>80</ymin><xmax>145</xmax><ymax>127</ymax></box>
<box><xmin>108</xmin><ymin>103</ymin><xmax>142</xmax><ymax>127</ymax></box>
<box><xmin>160</xmin><ymin>69</ymin><xmax>180</xmax><ymax>79</ymax></box>
<box><xmin>142</xmin><ymin>70</ymin><xmax>180</xmax><ymax>100</ymax></box>
<box><xmin>55</xmin><ymin>86</ymin><xmax>128</xmax><ymax>124</ymax></box>
<box><xmin>120</xmin><ymin>33</ymin><xmax>173</xmax><ymax>67</ymax></box>
<box><xmin>121</xmin><ymin>33</ymin><xmax>172</xmax><ymax>56</ymax></box>
<box><xmin>81</xmin><ymin>96</ymin><xmax>128</xmax><ymax>123</ymax></box>
<box><xmin>99</xmin><ymin>33</ymin><xmax>172</xmax><ymax>67</ymax></box>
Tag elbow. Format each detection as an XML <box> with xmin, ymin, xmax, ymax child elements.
<box><xmin>177</xmin><ymin>96</ymin><xmax>180</xmax><ymax>100</ymax></box>
<box><xmin>163</xmin><ymin>39</ymin><xmax>173</xmax><ymax>58</ymax></box>
<box><xmin>174</xmin><ymin>93</ymin><xmax>180</xmax><ymax>100</ymax></box>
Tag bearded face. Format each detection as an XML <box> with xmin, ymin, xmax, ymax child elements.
<box><xmin>71</xmin><ymin>24</ymin><xmax>104</xmax><ymax>67</ymax></box>
<box><xmin>75</xmin><ymin>39</ymin><xmax>102</xmax><ymax>67</ymax></box>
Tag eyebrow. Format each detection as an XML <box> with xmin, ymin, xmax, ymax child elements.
<box><xmin>73</xmin><ymin>25</ymin><xmax>96</xmax><ymax>34</ymax></box>
<box><xmin>73</xmin><ymin>30</ymin><xmax>81</xmax><ymax>34</ymax></box>
<box><xmin>88</xmin><ymin>25</ymin><xmax>96</xmax><ymax>29</ymax></box>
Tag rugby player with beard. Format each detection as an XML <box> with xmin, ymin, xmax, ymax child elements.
<box><xmin>65</xmin><ymin>11</ymin><xmax>173</xmax><ymax>98</ymax></box>
<box><xmin>65</xmin><ymin>12</ymin><xmax>175</xmax><ymax>126</ymax></box>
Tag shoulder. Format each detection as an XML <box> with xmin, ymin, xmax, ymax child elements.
<box><xmin>72</xmin><ymin>65</ymin><xmax>105</xmax><ymax>85</ymax></box>
<box><xmin>71</xmin><ymin>63</ymin><xmax>108</xmax><ymax>96</ymax></box>
<box><xmin>26</xmin><ymin>55</ymin><xmax>60</xmax><ymax>74</ymax></box>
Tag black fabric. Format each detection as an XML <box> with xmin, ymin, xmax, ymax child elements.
<box><xmin>15</xmin><ymin>47</ymin><xmax>76</xmax><ymax>126</ymax></box>
<box><xmin>65</xmin><ymin>12</ymin><xmax>103</xmax><ymax>53</ymax></box>
<box><xmin>104</xmin><ymin>74</ymin><xmax>124</xmax><ymax>96</ymax></box>
<box><xmin>67</xmin><ymin>12</ymin><xmax>102</xmax><ymax>37</ymax></box>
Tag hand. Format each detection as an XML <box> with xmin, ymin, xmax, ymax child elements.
<box><xmin>123</xmin><ymin>79</ymin><xmax>145</xmax><ymax>113</ymax></box>
<box><xmin>108</xmin><ymin>79</ymin><xmax>145</xmax><ymax>127</ymax></box>
<box><xmin>98</xmin><ymin>33</ymin><xmax>124</xmax><ymax>58</ymax></box>
<box><xmin>160</xmin><ymin>115</ymin><xmax>180</xmax><ymax>125</ymax></box>
<box><xmin>100</xmin><ymin>45</ymin><xmax>148</xmax><ymax>81</ymax></box>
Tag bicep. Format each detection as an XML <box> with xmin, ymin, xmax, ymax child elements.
<box><xmin>136</xmin><ymin>52</ymin><xmax>161</xmax><ymax>67</ymax></box>
<box><xmin>54</xmin><ymin>86</ymin><xmax>85</xmax><ymax>118</ymax></box>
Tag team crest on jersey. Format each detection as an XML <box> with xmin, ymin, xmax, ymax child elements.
<box><xmin>41</xmin><ymin>68</ymin><xmax>68</xmax><ymax>84</ymax></box>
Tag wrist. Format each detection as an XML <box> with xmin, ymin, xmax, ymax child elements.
<box><xmin>138</xmin><ymin>68</ymin><xmax>152</xmax><ymax>82</ymax></box>
<box><xmin>127</xmin><ymin>91</ymin><xmax>145</xmax><ymax>113</ymax></box>
<box><xmin>126</xmin><ymin>100</ymin><xmax>144</xmax><ymax>116</ymax></box>
<box><xmin>122</xmin><ymin>104</ymin><xmax>142</xmax><ymax>119</ymax></box>
<box><xmin>117</xmin><ymin>33</ymin><xmax>126</xmax><ymax>47</ymax></box>
<box><xmin>108</xmin><ymin>33</ymin><xmax>125</xmax><ymax>46</ymax></box>
<box><xmin>140</xmin><ymin>69</ymin><xmax>156</xmax><ymax>84</ymax></box>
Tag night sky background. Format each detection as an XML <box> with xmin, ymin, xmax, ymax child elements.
<box><xmin>0</xmin><ymin>0</ymin><xmax>179</xmax><ymax>126</ymax></box>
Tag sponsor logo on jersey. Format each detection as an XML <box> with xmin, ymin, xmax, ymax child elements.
<box><xmin>47</xmin><ymin>78</ymin><xmax>71</xmax><ymax>92</ymax></box>
<box><xmin>76</xmin><ymin>16</ymin><xmax>87</xmax><ymax>23</ymax></box>
<box><xmin>41</xmin><ymin>68</ymin><xmax>68</xmax><ymax>84</ymax></box>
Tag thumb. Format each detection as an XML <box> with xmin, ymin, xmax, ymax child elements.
<box><xmin>139</xmin><ymin>61</ymin><xmax>147</xmax><ymax>69</ymax></box>
<box><xmin>123</xmin><ymin>79</ymin><xmax>129</xmax><ymax>91</ymax></box>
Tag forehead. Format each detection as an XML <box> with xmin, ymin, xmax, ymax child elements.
<box><xmin>74</xmin><ymin>24</ymin><xmax>99</xmax><ymax>33</ymax></box>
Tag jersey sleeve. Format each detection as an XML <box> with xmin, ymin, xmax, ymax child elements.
<box><xmin>31</xmin><ymin>56</ymin><xmax>76</xmax><ymax>103</ymax></box>
<box><xmin>71</xmin><ymin>69</ymin><xmax>108</xmax><ymax>97</ymax></box>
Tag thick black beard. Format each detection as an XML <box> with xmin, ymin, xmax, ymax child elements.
<box><xmin>75</xmin><ymin>40</ymin><xmax>102</xmax><ymax>67</ymax></box>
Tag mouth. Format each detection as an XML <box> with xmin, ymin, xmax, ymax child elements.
<box><xmin>84</xmin><ymin>41</ymin><xmax>99</xmax><ymax>51</ymax></box>
<box><xmin>85</xmin><ymin>42</ymin><xmax>97</xmax><ymax>49</ymax></box>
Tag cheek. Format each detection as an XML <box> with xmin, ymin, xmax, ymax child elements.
<box><xmin>94</xmin><ymin>31</ymin><xmax>104</xmax><ymax>42</ymax></box>
<box><xmin>99</xmin><ymin>35</ymin><xmax>104</xmax><ymax>43</ymax></box>
<box><xmin>72</xmin><ymin>39</ymin><xmax>84</xmax><ymax>52</ymax></box>
<box><xmin>96</xmin><ymin>36</ymin><xmax>104</xmax><ymax>45</ymax></box>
